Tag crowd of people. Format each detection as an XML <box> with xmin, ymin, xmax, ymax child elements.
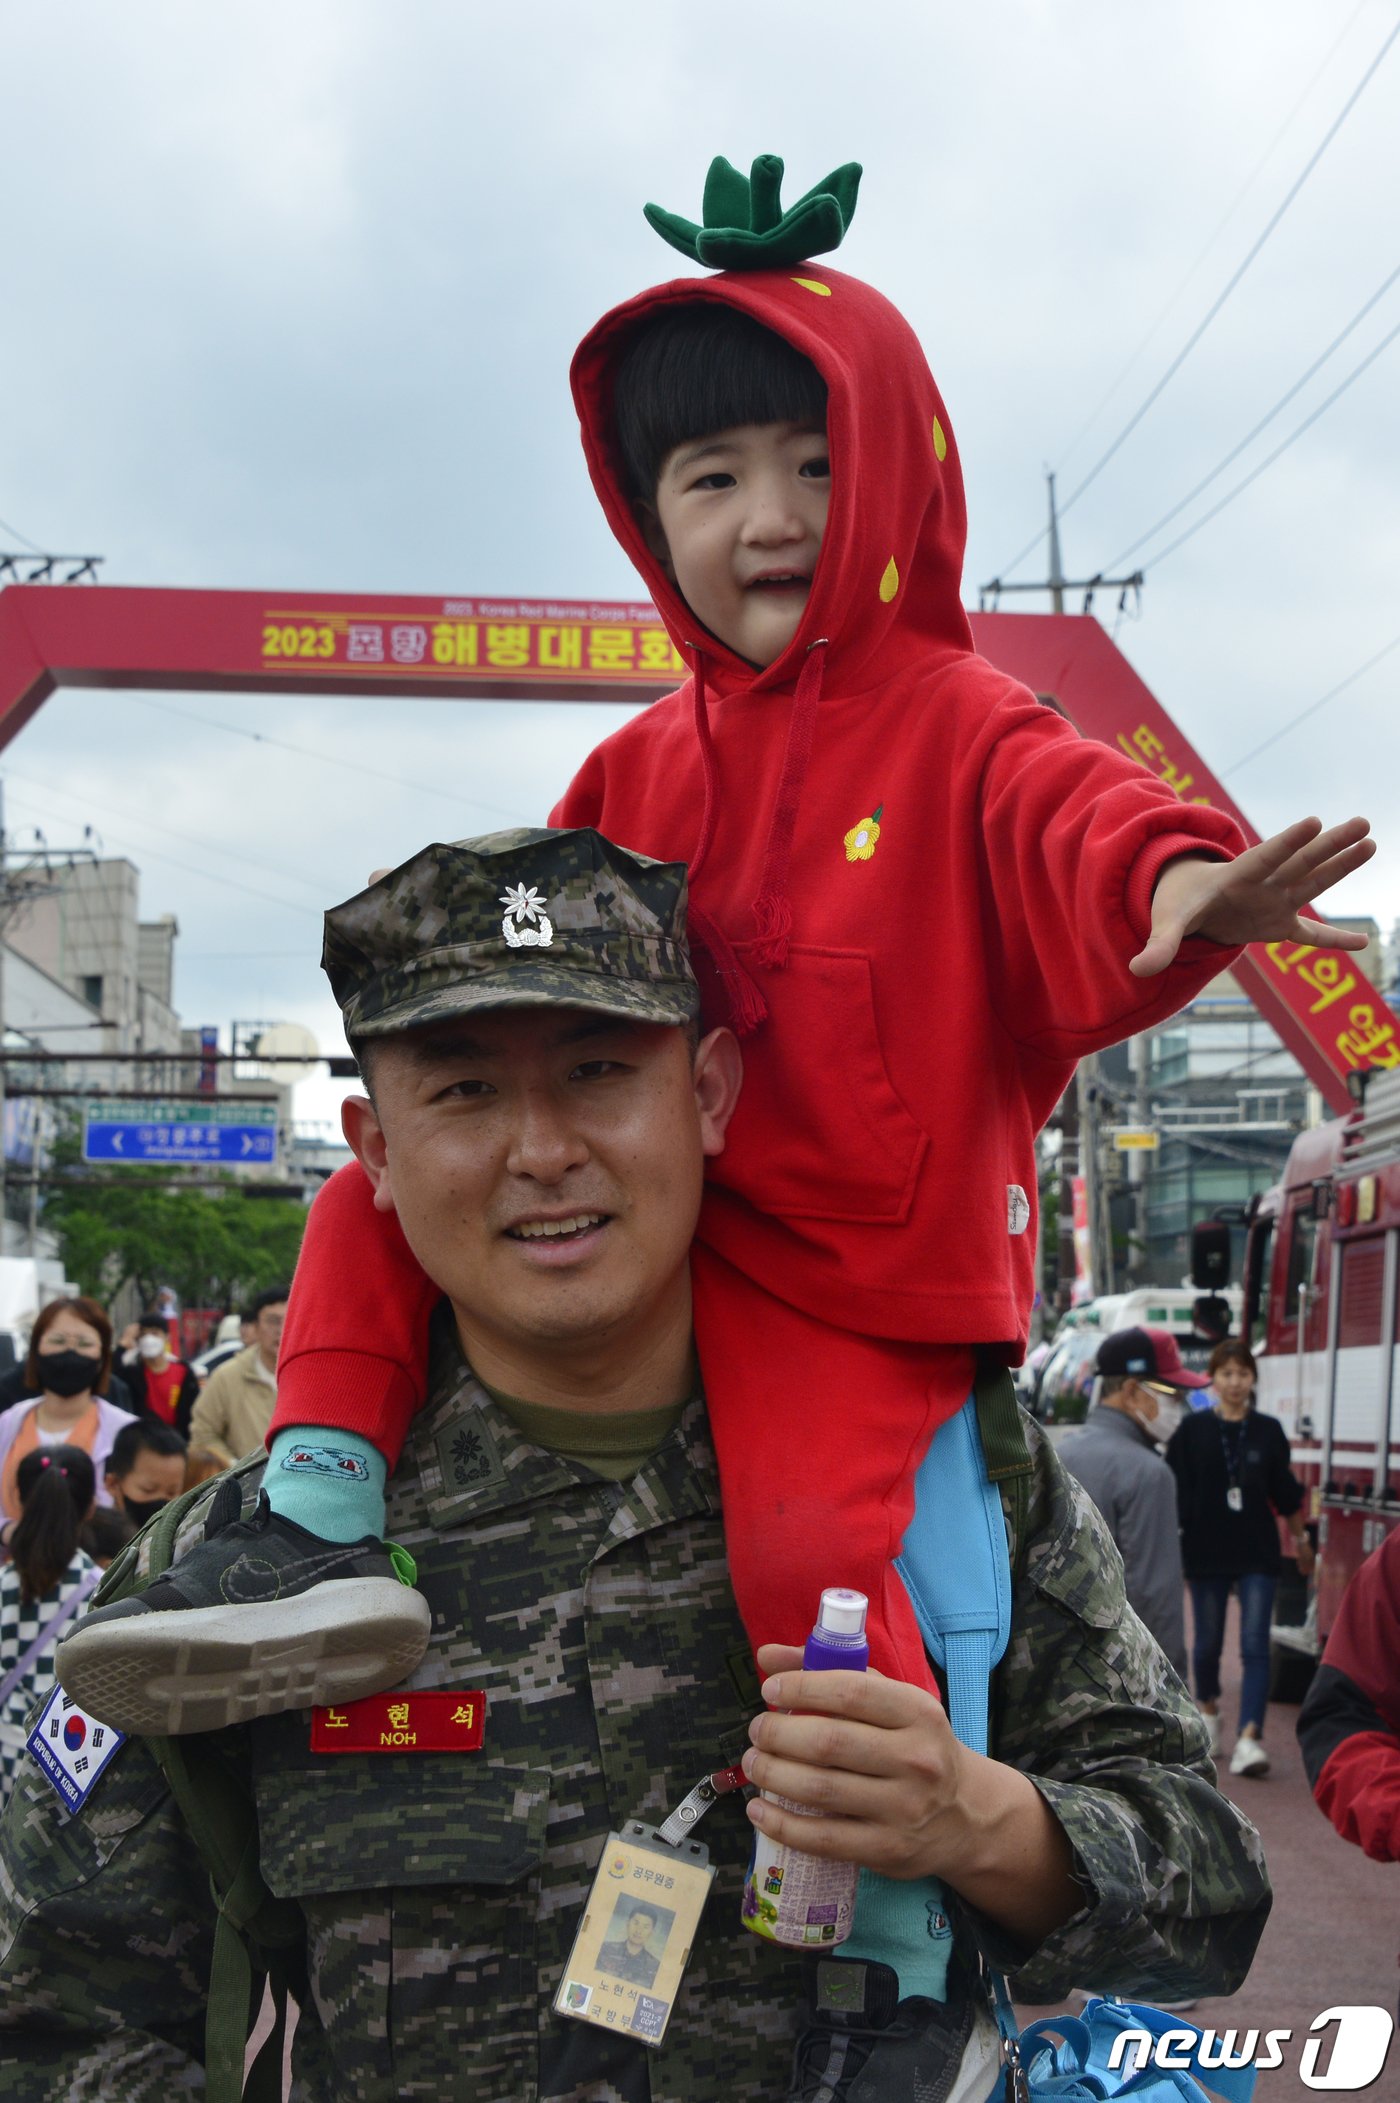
<box><xmin>0</xmin><ymin>1289</ymin><xmax>287</xmax><ymax>1804</ymax></box>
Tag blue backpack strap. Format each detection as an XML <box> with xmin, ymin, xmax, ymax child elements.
<box><xmin>894</xmin><ymin>1391</ymin><xmax>1011</xmax><ymax>1756</ymax></box>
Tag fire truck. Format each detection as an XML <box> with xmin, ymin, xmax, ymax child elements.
<box><xmin>1226</xmin><ymin>1068</ymin><xmax>1400</xmax><ymax>1693</ymax></box>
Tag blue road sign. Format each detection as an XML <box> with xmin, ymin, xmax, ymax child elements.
<box><xmin>81</xmin><ymin>1099</ymin><xmax>278</xmax><ymax>1166</ymax></box>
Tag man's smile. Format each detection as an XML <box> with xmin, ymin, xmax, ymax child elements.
<box><xmin>502</xmin><ymin>1211</ymin><xmax>613</xmax><ymax>1260</ymax></box>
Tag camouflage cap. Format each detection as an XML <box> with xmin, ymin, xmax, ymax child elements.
<box><xmin>323</xmin><ymin>827</ymin><xmax>699</xmax><ymax>1040</ymax></box>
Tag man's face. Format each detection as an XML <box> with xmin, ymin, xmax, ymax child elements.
<box><xmin>645</xmin><ymin>420</ymin><xmax>830</xmax><ymax>669</ymax></box>
<box><xmin>1122</xmin><ymin>1378</ymin><xmax>1187</xmax><ymax>1445</ymax></box>
<box><xmin>254</xmin><ymin>1303</ymin><xmax>286</xmax><ymax>1364</ymax></box>
<box><xmin>626</xmin><ymin>1911</ymin><xmax>655</xmax><ymax>1952</ymax></box>
<box><xmin>343</xmin><ymin>1008</ymin><xmax>740</xmax><ymax>1371</ymax></box>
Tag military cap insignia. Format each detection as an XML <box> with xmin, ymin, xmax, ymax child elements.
<box><xmin>500</xmin><ymin>883</ymin><xmax>554</xmax><ymax>949</ymax></box>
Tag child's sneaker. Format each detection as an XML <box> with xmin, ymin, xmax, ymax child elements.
<box><xmin>786</xmin><ymin>1956</ymin><xmax>990</xmax><ymax>2100</ymax></box>
<box><xmin>1229</xmin><ymin>1733</ymin><xmax>1270</xmax><ymax>1778</ymax></box>
<box><xmin>56</xmin><ymin>1486</ymin><xmax>430</xmax><ymax>1735</ymax></box>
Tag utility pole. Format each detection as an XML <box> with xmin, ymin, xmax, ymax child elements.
<box><xmin>1046</xmin><ymin>471</ymin><xmax>1066</xmax><ymax>615</ymax></box>
<box><xmin>979</xmin><ymin>473</ymin><xmax>1145</xmax><ymax>619</ymax></box>
<box><xmin>1076</xmin><ymin>1053</ymin><xmax>1114</xmax><ymax>1300</ymax></box>
<box><xmin>0</xmin><ymin>801</ymin><xmax>102</xmax><ymax>1257</ymax></box>
<box><xmin>1129</xmin><ymin>1027</ymin><xmax>1155</xmax><ymax>1285</ymax></box>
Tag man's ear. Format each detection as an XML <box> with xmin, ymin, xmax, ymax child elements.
<box><xmin>635</xmin><ymin>500</ymin><xmax>674</xmax><ymax>578</ymax></box>
<box><xmin>341</xmin><ymin>1094</ymin><xmax>399</xmax><ymax>1216</ymax></box>
<box><xmin>693</xmin><ymin>1027</ymin><xmax>743</xmax><ymax>1157</ymax></box>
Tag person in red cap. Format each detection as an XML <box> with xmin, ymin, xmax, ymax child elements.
<box><xmin>1059</xmin><ymin>1327</ymin><xmax>1206</xmax><ymax>1678</ymax></box>
<box><xmin>1166</xmin><ymin>1338</ymin><xmax>1312</xmax><ymax>1776</ymax></box>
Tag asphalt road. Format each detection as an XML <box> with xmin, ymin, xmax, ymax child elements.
<box><xmin>1016</xmin><ymin>1593</ymin><xmax>1398</xmax><ymax>2100</ymax></box>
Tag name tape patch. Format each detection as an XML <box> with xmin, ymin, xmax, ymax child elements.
<box><xmin>27</xmin><ymin>1686</ymin><xmax>126</xmax><ymax>1811</ymax></box>
<box><xmin>311</xmin><ymin>1688</ymin><xmax>486</xmax><ymax>1753</ymax></box>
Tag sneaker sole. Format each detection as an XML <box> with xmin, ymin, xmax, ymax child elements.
<box><xmin>56</xmin><ymin>1578</ymin><xmax>432</xmax><ymax>1735</ymax></box>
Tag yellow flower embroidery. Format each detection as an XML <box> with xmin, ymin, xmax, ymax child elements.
<box><xmin>843</xmin><ymin>804</ymin><xmax>883</xmax><ymax>861</ymax></box>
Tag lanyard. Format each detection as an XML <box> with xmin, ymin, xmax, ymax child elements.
<box><xmin>1213</xmin><ymin>1407</ymin><xmax>1248</xmax><ymax>1511</ymax></box>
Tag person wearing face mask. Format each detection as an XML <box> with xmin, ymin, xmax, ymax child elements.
<box><xmin>1167</xmin><ymin>1339</ymin><xmax>1312</xmax><ymax>1778</ymax></box>
<box><xmin>126</xmin><ymin>1314</ymin><xmax>198</xmax><ymax>1440</ymax></box>
<box><xmin>0</xmin><ymin>1299</ymin><xmax>135</xmax><ymax>1533</ymax></box>
<box><xmin>1059</xmin><ymin>1327</ymin><xmax>1207</xmax><ymax>1681</ymax></box>
<box><xmin>103</xmin><ymin>1418</ymin><xmax>188</xmax><ymax>1531</ymax></box>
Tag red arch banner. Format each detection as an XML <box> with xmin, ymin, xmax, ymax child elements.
<box><xmin>0</xmin><ymin>582</ymin><xmax>1390</xmax><ymax>1112</ymax></box>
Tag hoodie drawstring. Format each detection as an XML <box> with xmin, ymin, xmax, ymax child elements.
<box><xmin>688</xmin><ymin>654</ymin><xmax>719</xmax><ymax>887</ymax></box>
<box><xmin>750</xmin><ymin>638</ymin><xmax>827</xmax><ymax>969</ymax></box>
<box><xmin>685</xmin><ymin>650</ymin><xmax>769</xmax><ymax>1034</ymax></box>
<box><xmin>683</xmin><ymin>637</ymin><xmax>829</xmax><ymax>1033</ymax></box>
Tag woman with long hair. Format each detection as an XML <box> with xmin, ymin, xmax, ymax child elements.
<box><xmin>0</xmin><ymin>1298</ymin><xmax>135</xmax><ymax>1530</ymax></box>
<box><xmin>0</xmin><ymin>1444</ymin><xmax>100</xmax><ymax>1798</ymax></box>
<box><xmin>1167</xmin><ymin>1338</ymin><xmax>1314</xmax><ymax>1778</ymax></box>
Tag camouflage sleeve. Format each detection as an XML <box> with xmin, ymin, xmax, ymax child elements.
<box><xmin>0</xmin><ymin>1732</ymin><xmax>215</xmax><ymax>2097</ymax></box>
<box><xmin>967</xmin><ymin>1420</ymin><xmax>1270</xmax><ymax>2005</ymax></box>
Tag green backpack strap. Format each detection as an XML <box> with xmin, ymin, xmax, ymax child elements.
<box><xmin>972</xmin><ymin>1349</ymin><xmax>1035</xmax><ymax>1578</ymax></box>
<box><xmin>98</xmin><ymin>1461</ymin><xmax>305</xmax><ymax>2102</ymax></box>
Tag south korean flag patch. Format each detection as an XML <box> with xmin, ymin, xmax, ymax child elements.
<box><xmin>27</xmin><ymin>1685</ymin><xmax>126</xmax><ymax>1812</ymax></box>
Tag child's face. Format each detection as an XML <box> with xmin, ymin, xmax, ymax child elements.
<box><xmin>643</xmin><ymin>420</ymin><xmax>829</xmax><ymax>668</ymax></box>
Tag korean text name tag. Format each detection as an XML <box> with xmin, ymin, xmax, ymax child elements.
<box><xmin>311</xmin><ymin>1689</ymin><xmax>486</xmax><ymax>1753</ymax></box>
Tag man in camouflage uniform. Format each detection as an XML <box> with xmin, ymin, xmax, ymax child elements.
<box><xmin>0</xmin><ymin>830</ymin><xmax>1270</xmax><ymax>2102</ymax></box>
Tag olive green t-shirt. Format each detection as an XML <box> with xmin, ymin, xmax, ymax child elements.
<box><xmin>483</xmin><ymin>1384</ymin><xmax>688</xmax><ymax>1483</ymax></box>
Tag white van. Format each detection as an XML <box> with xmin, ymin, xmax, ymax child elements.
<box><xmin>1059</xmin><ymin>1286</ymin><xmax>1242</xmax><ymax>1339</ymax></box>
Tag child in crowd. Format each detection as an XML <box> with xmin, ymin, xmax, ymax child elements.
<box><xmin>66</xmin><ymin>155</ymin><xmax>1371</xmax><ymax>1755</ymax></box>
<box><xmin>1</xmin><ymin>1447</ymin><xmax>100</xmax><ymax>1799</ymax></box>
<box><xmin>102</xmin><ymin>1418</ymin><xmax>188</xmax><ymax>1529</ymax></box>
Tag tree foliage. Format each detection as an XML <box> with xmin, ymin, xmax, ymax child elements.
<box><xmin>39</xmin><ymin>1117</ymin><xmax>306</xmax><ymax>1312</ymax></box>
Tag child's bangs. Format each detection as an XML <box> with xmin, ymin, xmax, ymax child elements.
<box><xmin>612</xmin><ymin>304</ymin><xmax>827</xmax><ymax>499</ymax></box>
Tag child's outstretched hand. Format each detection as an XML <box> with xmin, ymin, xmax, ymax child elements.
<box><xmin>1129</xmin><ymin>815</ymin><xmax>1375</xmax><ymax>979</ymax></box>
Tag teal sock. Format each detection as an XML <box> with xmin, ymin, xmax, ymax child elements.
<box><xmin>265</xmin><ymin>1428</ymin><xmax>389</xmax><ymax>1543</ymax></box>
<box><xmin>839</xmin><ymin>1868</ymin><xmax>954</xmax><ymax>2003</ymax></box>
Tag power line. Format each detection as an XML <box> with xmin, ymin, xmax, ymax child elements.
<box><xmin>1051</xmin><ymin>1</ymin><xmax>1372</xmax><ymax>483</ymax></box>
<box><xmin>1102</xmin><ymin>256</ymin><xmax>1400</xmax><ymax>570</ymax></box>
<box><xmin>1223</xmin><ymin>629</ymin><xmax>1400</xmax><ymax>778</ymax></box>
<box><xmin>126</xmin><ymin>695</ymin><xmax>536</xmax><ymax>828</ymax></box>
<box><xmin>0</xmin><ymin>778</ymin><xmax>322</xmax><ymax>919</ymax></box>
<box><xmin>993</xmin><ymin>12</ymin><xmax>1400</xmax><ymax>580</ymax></box>
<box><xmin>2</xmin><ymin>763</ymin><xmax>326</xmax><ymax>900</ymax></box>
<box><xmin>1056</xmin><ymin>19</ymin><xmax>1398</xmax><ymax>516</ymax></box>
<box><xmin>1130</xmin><ymin>307</ymin><xmax>1400</xmax><ymax>570</ymax></box>
<box><xmin>0</xmin><ymin>512</ymin><xmax>45</xmax><ymax>556</ymax></box>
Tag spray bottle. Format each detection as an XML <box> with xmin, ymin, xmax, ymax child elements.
<box><xmin>741</xmin><ymin>1587</ymin><xmax>869</xmax><ymax>1948</ymax></box>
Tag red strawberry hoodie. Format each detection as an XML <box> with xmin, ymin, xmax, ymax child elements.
<box><xmin>274</xmin><ymin>180</ymin><xmax>1243</xmax><ymax>1682</ymax></box>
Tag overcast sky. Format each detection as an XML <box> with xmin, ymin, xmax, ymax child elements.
<box><xmin>2</xmin><ymin>1</ymin><xmax>1397</xmax><ymax>1130</ymax></box>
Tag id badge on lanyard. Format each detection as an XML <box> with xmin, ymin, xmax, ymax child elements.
<box><xmin>554</xmin><ymin>1767</ymin><xmax>745</xmax><ymax>2050</ymax></box>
